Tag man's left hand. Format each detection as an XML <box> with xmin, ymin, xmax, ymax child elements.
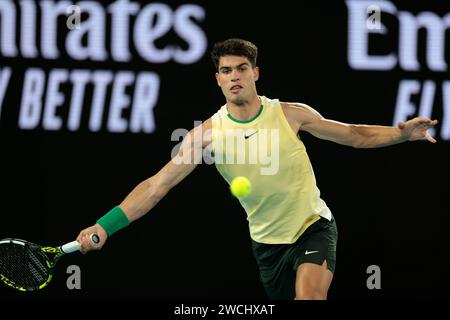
<box><xmin>398</xmin><ymin>117</ymin><xmax>438</xmax><ymax>143</ymax></box>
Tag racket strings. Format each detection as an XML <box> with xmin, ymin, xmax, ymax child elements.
<box><xmin>0</xmin><ymin>243</ymin><xmax>50</xmax><ymax>288</ymax></box>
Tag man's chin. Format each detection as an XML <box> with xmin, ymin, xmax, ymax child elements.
<box><xmin>230</xmin><ymin>96</ymin><xmax>246</xmax><ymax>106</ymax></box>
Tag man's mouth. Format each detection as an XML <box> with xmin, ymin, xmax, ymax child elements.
<box><xmin>230</xmin><ymin>85</ymin><xmax>242</xmax><ymax>93</ymax></box>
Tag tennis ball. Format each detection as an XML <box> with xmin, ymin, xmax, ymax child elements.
<box><xmin>230</xmin><ymin>176</ymin><xmax>251</xmax><ymax>198</ymax></box>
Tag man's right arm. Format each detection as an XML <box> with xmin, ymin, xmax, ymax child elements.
<box><xmin>77</xmin><ymin>118</ymin><xmax>212</xmax><ymax>252</ymax></box>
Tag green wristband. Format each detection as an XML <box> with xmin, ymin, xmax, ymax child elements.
<box><xmin>97</xmin><ymin>206</ymin><xmax>129</xmax><ymax>236</ymax></box>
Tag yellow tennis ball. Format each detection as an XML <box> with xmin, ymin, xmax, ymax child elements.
<box><xmin>230</xmin><ymin>176</ymin><xmax>251</xmax><ymax>198</ymax></box>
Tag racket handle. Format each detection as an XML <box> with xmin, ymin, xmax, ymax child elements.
<box><xmin>61</xmin><ymin>233</ymin><xmax>100</xmax><ymax>254</ymax></box>
<box><xmin>62</xmin><ymin>241</ymin><xmax>81</xmax><ymax>253</ymax></box>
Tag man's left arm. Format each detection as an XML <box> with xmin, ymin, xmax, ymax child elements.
<box><xmin>284</xmin><ymin>103</ymin><xmax>438</xmax><ymax>148</ymax></box>
<box><xmin>346</xmin><ymin>118</ymin><xmax>437</xmax><ymax>148</ymax></box>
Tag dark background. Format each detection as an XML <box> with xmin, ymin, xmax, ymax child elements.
<box><xmin>1</xmin><ymin>0</ymin><xmax>449</xmax><ymax>302</ymax></box>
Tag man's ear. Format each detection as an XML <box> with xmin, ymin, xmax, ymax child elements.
<box><xmin>215</xmin><ymin>72</ymin><xmax>221</xmax><ymax>87</ymax></box>
<box><xmin>254</xmin><ymin>67</ymin><xmax>259</xmax><ymax>81</ymax></box>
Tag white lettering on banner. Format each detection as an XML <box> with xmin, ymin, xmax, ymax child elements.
<box><xmin>173</xmin><ymin>5</ymin><xmax>207</xmax><ymax>64</ymax></box>
<box><xmin>89</xmin><ymin>71</ymin><xmax>113</xmax><ymax>132</ymax></box>
<box><xmin>443</xmin><ymin>83</ymin><xmax>450</xmax><ymax>140</ymax></box>
<box><xmin>108</xmin><ymin>0</ymin><xmax>140</xmax><ymax>62</ymax></box>
<box><xmin>0</xmin><ymin>1</ymin><xmax>206</xmax><ymax>133</ymax></box>
<box><xmin>132</xmin><ymin>3</ymin><xmax>207</xmax><ymax>64</ymax></box>
<box><xmin>0</xmin><ymin>67</ymin><xmax>12</xmax><ymax>117</ymax></box>
<box><xmin>346</xmin><ymin>0</ymin><xmax>450</xmax><ymax>72</ymax></box>
<box><xmin>40</xmin><ymin>1</ymin><xmax>71</xmax><ymax>59</ymax></box>
<box><xmin>0</xmin><ymin>0</ymin><xmax>207</xmax><ymax>63</ymax></box>
<box><xmin>19</xmin><ymin>68</ymin><xmax>46</xmax><ymax>129</ymax></box>
<box><xmin>108</xmin><ymin>72</ymin><xmax>135</xmax><ymax>132</ymax></box>
<box><xmin>393</xmin><ymin>80</ymin><xmax>450</xmax><ymax>139</ymax></box>
<box><xmin>68</xmin><ymin>71</ymin><xmax>91</xmax><ymax>131</ymax></box>
<box><xmin>0</xmin><ymin>0</ymin><xmax>17</xmax><ymax>57</ymax></box>
<box><xmin>43</xmin><ymin>69</ymin><xmax>69</xmax><ymax>130</ymax></box>
<box><xmin>130</xmin><ymin>72</ymin><xmax>160</xmax><ymax>133</ymax></box>
<box><xmin>398</xmin><ymin>12</ymin><xmax>450</xmax><ymax>72</ymax></box>
<box><xmin>346</xmin><ymin>0</ymin><xmax>449</xmax><ymax>140</ymax></box>
<box><xmin>19</xmin><ymin>0</ymin><xmax>38</xmax><ymax>58</ymax></box>
<box><xmin>17</xmin><ymin>68</ymin><xmax>160</xmax><ymax>133</ymax></box>
<box><xmin>66</xmin><ymin>2</ymin><xmax>107</xmax><ymax>60</ymax></box>
<box><xmin>134</xmin><ymin>3</ymin><xmax>174</xmax><ymax>63</ymax></box>
<box><xmin>393</xmin><ymin>80</ymin><xmax>421</xmax><ymax>127</ymax></box>
<box><xmin>346</xmin><ymin>0</ymin><xmax>397</xmax><ymax>70</ymax></box>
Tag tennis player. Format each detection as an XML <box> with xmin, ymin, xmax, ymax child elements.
<box><xmin>77</xmin><ymin>38</ymin><xmax>437</xmax><ymax>300</ymax></box>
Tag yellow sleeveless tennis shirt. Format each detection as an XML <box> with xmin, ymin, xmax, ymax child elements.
<box><xmin>211</xmin><ymin>96</ymin><xmax>332</xmax><ymax>244</ymax></box>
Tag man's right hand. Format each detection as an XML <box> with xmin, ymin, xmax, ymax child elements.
<box><xmin>76</xmin><ymin>223</ymin><xmax>108</xmax><ymax>254</ymax></box>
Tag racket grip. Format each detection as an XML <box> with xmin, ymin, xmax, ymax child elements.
<box><xmin>61</xmin><ymin>241</ymin><xmax>81</xmax><ymax>253</ymax></box>
<box><xmin>61</xmin><ymin>233</ymin><xmax>100</xmax><ymax>254</ymax></box>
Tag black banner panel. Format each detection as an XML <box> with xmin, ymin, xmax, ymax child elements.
<box><xmin>1</xmin><ymin>0</ymin><xmax>449</xmax><ymax>303</ymax></box>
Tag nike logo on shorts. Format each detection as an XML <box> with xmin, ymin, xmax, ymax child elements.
<box><xmin>305</xmin><ymin>250</ymin><xmax>319</xmax><ymax>255</ymax></box>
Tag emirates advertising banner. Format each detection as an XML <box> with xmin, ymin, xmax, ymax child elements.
<box><xmin>347</xmin><ymin>0</ymin><xmax>450</xmax><ymax>140</ymax></box>
<box><xmin>0</xmin><ymin>0</ymin><xmax>448</xmax><ymax>138</ymax></box>
<box><xmin>0</xmin><ymin>0</ymin><xmax>207</xmax><ymax>133</ymax></box>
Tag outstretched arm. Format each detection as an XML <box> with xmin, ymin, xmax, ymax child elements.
<box><xmin>77</xmin><ymin>118</ymin><xmax>212</xmax><ymax>252</ymax></box>
<box><xmin>283</xmin><ymin>103</ymin><xmax>437</xmax><ymax>148</ymax></box>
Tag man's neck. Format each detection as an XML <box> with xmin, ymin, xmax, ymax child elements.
<box><xmin>226</xmin><ymin>95</ymin><xmax>261</xmax><ymax>121</ymax></box>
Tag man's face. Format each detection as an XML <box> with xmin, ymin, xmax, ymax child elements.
<box><xmin>215</xmin><ymin>55</ymin><xmax>259</xmax><ymax>105</ymax></box>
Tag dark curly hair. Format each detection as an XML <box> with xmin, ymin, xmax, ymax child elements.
<box><xmin>210</xmin><ymin>38</ymin><xmax>258</xmax><ymax>70</ymax></box>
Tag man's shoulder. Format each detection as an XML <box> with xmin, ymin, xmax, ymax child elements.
<box><xmin>279</xmin><ymin>101</ymin><xmax>321</xmax><ymax>129</ymax></box>
<box><xmin>279</xmin><ymin>101</ymin><xmax>311</xmax><ymax>117</ymax></box>
<box><xmin>279</xmin><ymin>101</ymin><xmax>309</xmax><ymax>108</ymax></box>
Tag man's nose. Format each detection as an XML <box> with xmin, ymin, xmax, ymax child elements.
<box><xmin>231</xmin><ymin>70</ymin><xmax>240</xmax><ymax>81</ymax></box>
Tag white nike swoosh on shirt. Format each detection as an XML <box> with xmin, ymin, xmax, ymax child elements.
<box><xmin>305</xmin><ymin>250</ymin><xmax>319</xmax><ymax>255</ymax></box>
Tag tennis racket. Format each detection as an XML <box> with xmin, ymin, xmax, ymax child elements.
<box><xmin>0</xmin><ymin>234</ymin><xmax>99</xmax><ymax>291</ymax></box>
